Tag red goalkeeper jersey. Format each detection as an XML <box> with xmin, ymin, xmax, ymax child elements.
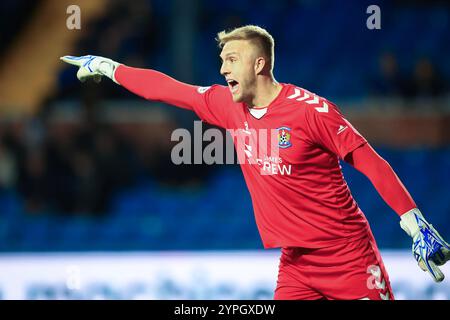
<box><xmin>115</xmin><ymin>67</ymin><xmax>372</xmax><ymax>249</ymax></box>
<box><xmin>191</xmin><ymin>84</ymin><xmax>369</xmax><ymax>248</ymax></box>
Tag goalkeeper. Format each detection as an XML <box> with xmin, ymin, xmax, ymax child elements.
<box><xmin>60</xmin><ymin>25</ymin><xmax>450</xmax><ymax>300</ymax></box>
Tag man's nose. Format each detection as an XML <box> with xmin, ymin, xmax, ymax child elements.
<box><xmin>220</xmin><ymin>64</ymin><xmax>229</xmax><ymax>76</ymax></box>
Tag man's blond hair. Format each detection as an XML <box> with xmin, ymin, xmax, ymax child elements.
<box><xmin>216</xmin><ymin>25</ymin><xmax>275</xmax><ymax>74</ymax></box>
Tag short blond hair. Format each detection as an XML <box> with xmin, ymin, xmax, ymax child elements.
<box><xmin>216</xmin><ymin>25</ymin><xmax>275</xmax><ymax>73</ymax></box>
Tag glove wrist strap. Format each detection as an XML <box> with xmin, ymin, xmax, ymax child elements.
<box><xmin>98</xmin><ymin>60</ymin><xmax>120</xmax><ymax>84</ymax></box>
<box><xmin>400</xmin><ymin>208</ymin><xmax>423</xmax><ymax>237</ymax></box>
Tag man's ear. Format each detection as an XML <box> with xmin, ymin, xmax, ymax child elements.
<box><xmin>254</xmin><ymin>57</ymin><xmax>266</xmax><ymax>75</ymax></box>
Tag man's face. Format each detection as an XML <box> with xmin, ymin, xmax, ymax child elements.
<box><xmin>219</xmin><ymin>40</ymin><xmax>258</xmax><ymax>103</ymax></box>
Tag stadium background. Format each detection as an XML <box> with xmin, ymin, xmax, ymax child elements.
<box><xmin>0</xmin><ymin>0</ymin><xmax>449</xmax><ymax>299</ymax></box>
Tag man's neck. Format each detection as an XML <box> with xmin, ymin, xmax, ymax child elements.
<box><xmin>249</xmin><ymin>77</ymin><xmax>283</xmax><ymax>109</ymax></box>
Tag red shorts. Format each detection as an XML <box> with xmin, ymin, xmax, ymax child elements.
<box><xmin>274</xmin><ymin>229</ymin><xmax>394</xmax><ymax>300</ymax></box>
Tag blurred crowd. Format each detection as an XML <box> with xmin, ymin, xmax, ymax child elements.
<box><xmin>0</xmin><ymin>110</ymin><xmax>136</xmax><ymax>215</ymax></box>
<box><xmin>371</xmin><ymin>52</ymin><xmax>448</xmax><ymax>100</ymax></box>
<box><xmin>0</xmin><ymin>100</ymin><xmax>216</xmax><ymax>215</ymax></box>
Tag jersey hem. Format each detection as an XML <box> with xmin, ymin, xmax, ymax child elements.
<box><xmin>262</xmin><ymin>223</ymin><xmax>370</xmax><ymax>250</ymax></box>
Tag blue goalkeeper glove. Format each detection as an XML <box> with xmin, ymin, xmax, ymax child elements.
<box><xmin>60</xmin><ymin>55</ymin><xmax>120</xmax><ymax>83</ymax></box>
<box><xmin>400</xmin><ymin>208</ymin><xmax>450</xmax><ymax>282</ymax></box>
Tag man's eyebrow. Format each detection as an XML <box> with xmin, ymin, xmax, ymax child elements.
<box><xmin>219</xmin><ymin>52</ymin><xmax>239</xmax><ymax>60</ymax></box>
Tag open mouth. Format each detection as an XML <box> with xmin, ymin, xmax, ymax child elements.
<box><xmin>227</xmin><ymin>79</ymin><xmax>239</xmax><ymax>94</ymax></box>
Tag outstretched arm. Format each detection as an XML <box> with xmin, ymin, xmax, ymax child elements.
<box><xmin>60</xmin><ymin>55</ymin><xmax>231</xmax><ymax>127</ymax></box>
<box><xmin>114</xmin><ymin>65</ymin><xmax>203</xmax><ymax>111</ymax></box>
<box><xmin>345</xmin><ymin>143</ymin><xmax>450</xmax><ymax>282</ymax></box>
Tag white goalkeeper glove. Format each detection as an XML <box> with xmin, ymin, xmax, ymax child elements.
<box><xmin>400</xmin><ymin>208</ymin><xmax>450</xmax><ymax>282</ymax></box>
<box><xmin>60</xmin><ymin>55</ymin><xmax>121</xmax><ymax>84</ymax></box>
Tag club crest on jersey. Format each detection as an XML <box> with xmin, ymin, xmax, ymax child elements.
<box><xmin>277</xmin><ymin>127</ymin><xmax>292</xmax><ymax>149</ymax></box>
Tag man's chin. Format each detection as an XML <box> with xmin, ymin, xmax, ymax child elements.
<box><xmin>231</xmin><ymin>94</ymin><xmax>243</xmax><ymax>103</ymax></box>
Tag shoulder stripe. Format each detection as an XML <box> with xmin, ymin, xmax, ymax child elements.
<box><xmin>287</xmin><ymin>87</ymin><xmax>329</xmax><ymax>113</ymax></box>
<box><xmin>305</xmin><ymin>95</ymin><xmax>319</xmax><ymax>105</ymax></box>
<box><xmin>287</xmin><ymin>88</ymin><xmax>301</xmax><ymax>99</ymax></box>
